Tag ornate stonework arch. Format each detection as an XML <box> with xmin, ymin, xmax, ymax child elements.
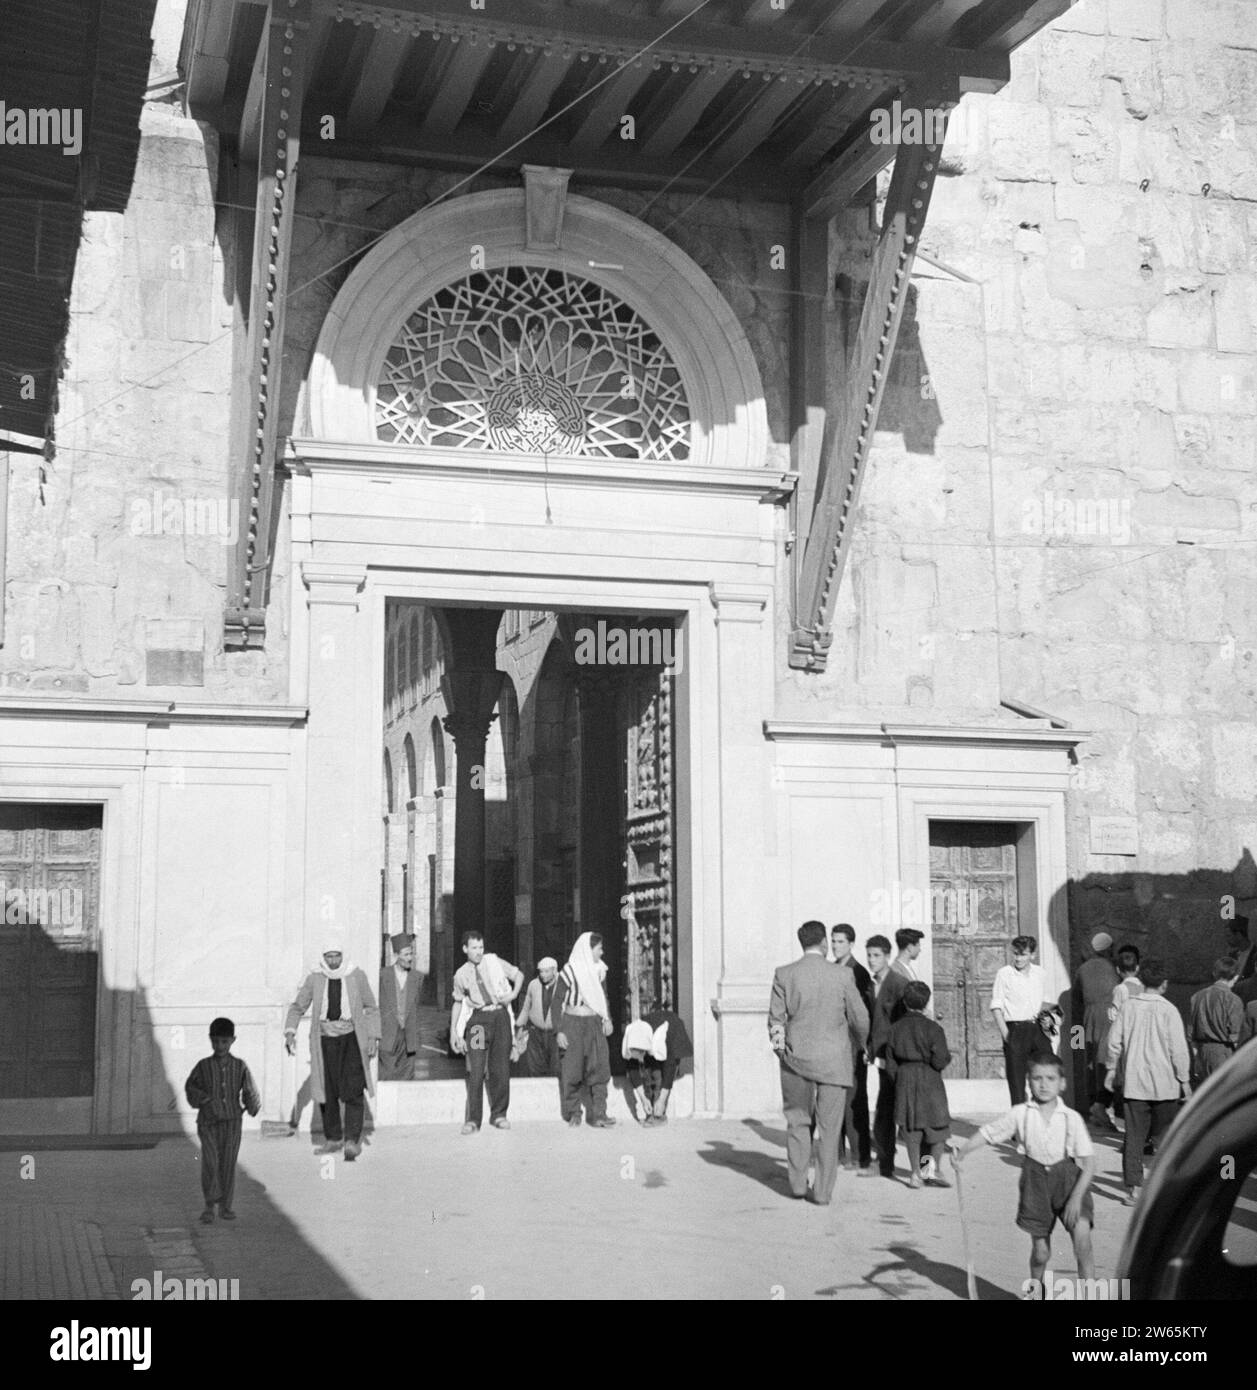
<box><xmin>305</xmin><ymin>189</ymin><xmax>768</xmax><ymax>470</ymax></box>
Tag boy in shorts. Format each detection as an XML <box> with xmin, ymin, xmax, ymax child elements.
<box><xmin>950</xmin><ymin>1056</ymin><xmax>1096</xmax><ymax>1297</ymax></box>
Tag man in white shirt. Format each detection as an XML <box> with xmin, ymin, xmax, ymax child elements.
<box><xmin>991</xmin><ymin>935</ymin><xmax>1047</xmax><ymax>1105</ymax></box>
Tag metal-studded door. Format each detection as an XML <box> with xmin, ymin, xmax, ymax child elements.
<box><xmin>621</xmin><ymin>663</ymin><xmax>676</xmax><ymax>1019</ymax></box>
<box><xmin>929</xmin><ymin>821</ymin><xmax>1018</xmax><ymax>1080</ymax></box>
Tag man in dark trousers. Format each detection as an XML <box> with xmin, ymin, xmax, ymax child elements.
<box><xmin>1189</xmin><ymin>958</ymin><xmax>1243</xmax><ymax>1081</ymax></box>
<box><xmin>769</xmin><ymin>921</ymin><xmax>869</xmax><ymax>1206</ymax></box>
<box><xmin>1073</xmin><ymin>931</ymin><xmax>1120</xmax><ymax>1127</ymax></box>
<box><xmin>284</xmin><ymin>936</ymin><xmax>380</xmax><ymax>1160</ymax></box>
<box><xmin>831</xmin><ymin>923</ymin><xmax>875</xmax><ymax>1174</ymax></box>
<box><xmin>862</xmin><ymin>930</ymin><xmax>916</xmax><ymax>1180</ymax></box>
<box><xmin>515</xmin><ymin>955</ymin><xmax>561</xmax><ymax>1080</ymax></box>
<box><xmin>378</xmin><ymin>932</ymin><xmax>423</xmax><ymax>1081</ymax></box>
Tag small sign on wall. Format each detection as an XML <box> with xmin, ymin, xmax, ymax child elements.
<box><xmin>1090</xmin><ymin>816</ymin><xmax>1138</xmax><ymax>856</ymax></box>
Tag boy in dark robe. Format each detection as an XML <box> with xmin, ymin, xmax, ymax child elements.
<box><xmin>885</xmin><ymin>981</ymin><xmax>952</xmax><ymax>1189</ymax></box>
<box><xmin>185</xmin><ymin>1018</ymin><xmax>261</xmax><ymax>1223</ymax></box>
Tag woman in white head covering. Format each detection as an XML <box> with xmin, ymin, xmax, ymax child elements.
<box><xmin>551</xmin><ymin>932</ymin><xmax>616</xmax><ymax>1128</ymax></box>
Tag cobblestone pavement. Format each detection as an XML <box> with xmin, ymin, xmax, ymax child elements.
<box><xmin>0</xmin><ymin>1112</ymin><xmax>1139</xmax><ymax>1300</ymax></box>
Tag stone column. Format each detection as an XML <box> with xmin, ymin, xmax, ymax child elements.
<box><xmin>437</xmin><ymin>608</ymin><xmax>503</xmax><ymax>945</ymax></box>
<box><xmin>576</xmin><ymin>667</ymin><xmax>622</xmax><ymax>969</ymax></box>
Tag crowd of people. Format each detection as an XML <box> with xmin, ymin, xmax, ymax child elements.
<box><xmin>178</xmin><ymin>911</ymin><xmax>1255</xmax><ymax>1280</ymax></box>
<box><xmin>767</xmin><ymin>916</ymin><xmax>1256</xmax><ymax>1295</ymax></box>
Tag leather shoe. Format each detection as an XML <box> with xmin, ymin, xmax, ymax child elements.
<box><xmin>460</xmin><ymin>1122</ymin><xmax>478</xmax><ymax>1135</ymax></box>
<box><xmin>567</xmin><ymin>1116</ymin><xmax>582</xmax><ymax>1128</ymax></box>
<box><xmin>589</xmin><ymin>1117</ymin><xmax>617</xmax><ymax>1128</ymax></box>
<box><xmin>491</xmin><ymin>1117</ymin><xmax>511</xmax><ymax>1130</ymax></box>
<box><xmin>344</xmin><ymin>1141</ymin><xmax>361</xmax><ymax>1161</ymax></box>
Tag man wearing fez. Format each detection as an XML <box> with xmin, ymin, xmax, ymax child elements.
<box><xmin>515</xmin><ymin>955</ymin><xmax>562</xmax><ymax>1081</ymax></box>
<box><xmin>285</xmin><ymin>935</ymin><xmax>380</xmax><ymax>1159</ymax></box>
<box><xmin>379</xmin><ymin>933</ymin><xmax>424</xmax><ymax>1081</ymax></box>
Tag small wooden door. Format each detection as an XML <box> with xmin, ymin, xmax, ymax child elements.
<box><xmin>930</xmin><ymin>821</ymin><xmax>1019</xmax><ymax>1080</ymax></box>
<box><xmin>0</xmin><ymin>804</ymin><xmax>102</xmax><ymax>1098</ymax></box>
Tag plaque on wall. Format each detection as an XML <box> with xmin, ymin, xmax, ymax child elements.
<box><xmin>1090</xmin><ymin>816</ymin><xmax>1139</xmax><ymax>856</ymax></box>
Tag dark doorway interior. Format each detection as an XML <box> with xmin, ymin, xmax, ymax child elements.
<box><xmin>380</xmin><ymin>604</ymin><xmax>680</xmax><ymax>1078</ymax></box>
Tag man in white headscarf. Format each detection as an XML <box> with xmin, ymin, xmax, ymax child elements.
<box><xmin>551</xmin><ymin>932</ymin><xmax>616</xmax><ymax>1128</ymax></box>
<box><xmin>284</xmin><ymin>934</ymin><xmax>380</xmax><ymax>1159</ymax></box>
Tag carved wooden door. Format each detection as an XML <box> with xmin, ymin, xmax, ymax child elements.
<box><xmin>929</xmin><ymin>822</ymin><xmax>1018</xmax><ymax>1080</ymax></box>
<box><xmin>0</xmin><ymin>804</ymin><xmax>101</xmax><ymax>1098</ymax></box>
<box><xmin>621</xmin><ymin>664</ymin><xmax>676</xmax><ymax>1019</ymax></box>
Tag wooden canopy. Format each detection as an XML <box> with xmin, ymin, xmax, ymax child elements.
<box><xmin>180</xmin><ymin>0</ymin><xmax>1071</xmax><ymax>657</ymax></box>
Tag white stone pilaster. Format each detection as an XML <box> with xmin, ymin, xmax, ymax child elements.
<box><xmin>709</xmin><ymin>582</ymin><xmax>781</xmax><ymax>1115</ymax></box>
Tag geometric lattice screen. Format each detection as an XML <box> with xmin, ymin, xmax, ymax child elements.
<box><xmin>375</xmin><ymin>266</ymin><xmax>691</xmax><ymax>460</ymax></box>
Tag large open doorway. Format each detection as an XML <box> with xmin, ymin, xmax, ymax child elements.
<box><xmin>380</xmin><ymin>603</ymin><xmax>681</xmax><ymax>1080</ymax></box>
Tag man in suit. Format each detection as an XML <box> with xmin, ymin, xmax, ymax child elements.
<box><xmin>379</xmin><ymin>932</ymin><xmax>424</xmax><ymax>1081</ymax></box>
<box><xmin>831</xmin><ymin>923</ymin><xmax>875</xmax><ymax>1173</ymax></box>
<box><xmin>768</xmin><ymin>920</ymin><xmax>869</xmax><ymax>1205</ymax></box>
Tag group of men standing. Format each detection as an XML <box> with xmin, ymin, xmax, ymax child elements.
<box><xmin>768</xmin><ymin>921</ymin><xmax>926</xmax><ymax>1204</ymax></box>
<box><xmin>279</xmin><ymin>924</ymin><xmax>696</xmax><ymax>1151</ymax></box>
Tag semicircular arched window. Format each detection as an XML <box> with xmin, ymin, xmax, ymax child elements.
<box><xmin>375</xmin><ymin>266</ymin><xmax>691</xmax><ymax>461</ymax></box>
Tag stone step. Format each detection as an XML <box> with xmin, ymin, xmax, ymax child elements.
<box><xmin>373</xmin><ymin>1075</ymin><xmax>696</xmax><ymax>1125</ymax></box>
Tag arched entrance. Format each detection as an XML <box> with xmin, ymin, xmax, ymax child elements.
<box><xmin>294</xmin><ymin>180</ymin><xmax>783</xmax><ymax>1118</ymax></box>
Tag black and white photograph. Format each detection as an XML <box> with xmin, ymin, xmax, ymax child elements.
<box><xmin>1</xmin><ymin>0</ymin><xmax>1255</xmax><ymax>1343</ymax></box>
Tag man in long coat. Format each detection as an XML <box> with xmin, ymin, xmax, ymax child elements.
<box><xmin>1073</xmin><ymin>931</ymin><xmax>1120</xmax><ymax>1127</ymax></box>
<box><xmin>285</xmin><ymin>939</ymin><xmax>380</xmax><ymax>1159</ymax></box>
<box><xmin>378</xmin><ymin>932</ymin><xmax>423</xmax><ymax>1081</ymax></box>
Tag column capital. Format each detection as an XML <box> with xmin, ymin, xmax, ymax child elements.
<box><xmin>441</xmin><ymin>669</ymin><xmax>501</xmax><ymax>746</ymax></box>
<box><xmin>709</xmin><ymin>583</ymin><xmax>770</xmax><ymax>623</ymax></box>
<box><xmin>302</xmin><ymin>562</ymin><xmax>367</xmax><ymax>606</ymax></box>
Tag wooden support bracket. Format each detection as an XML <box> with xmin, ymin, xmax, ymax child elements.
<box><xmin>225</xmin><ymin>0</ymin><xmax>311</xmax><ymax>650</ymax></box>
<box><xmin>788</xmin><ymin>107</ymin><xmax>948</xmax><ymax>673</ymax></box>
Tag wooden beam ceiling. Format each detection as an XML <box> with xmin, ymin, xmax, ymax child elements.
<box><xmin>416</xmin><ymin>36</ymin><xmax>496</xmax><ymax>140</ymax></box>
<box><xmin>568</xmin><ymin>56</ymin><xmax>657</xmax><ymax>155</ymax></box>
<box><xmin>309</xmin><ymin>0</ymin><xmax>1012</xmax><ymax>91</ymax></box>
<box><xmin>347</xmin><ymin>25</ymin><xmax>413</xmax><ymax>132</ymax></box>
<box><xmin>638</xmin><ymin>65</ymin><xmax>729</xmax><ymax>159</ymax></box>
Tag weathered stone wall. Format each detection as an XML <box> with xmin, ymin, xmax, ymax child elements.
<box><xmin>1</xmin><ymin>3</ymin><xmax>289</xmax><ymax>703</ymax></box>
<box><xmin>778</xmin><ymin>0</ymin><xmax>1257</xmax><ymax>989</ymax></box>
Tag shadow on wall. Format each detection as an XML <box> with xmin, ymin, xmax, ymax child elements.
<box><xmin>1054</xmin><ymin>849</ymin><xmax>1257</xmax><ymax>1105</ymax></box>
<box><xmin>0</xmin><ymin>917</ymin><xmax>361</xmax><ymax>1298</ymax></box>
<box><xmin>833</xmin><ymin>275</ymin><xmax>943</xmax><ymax>457</ymax></box>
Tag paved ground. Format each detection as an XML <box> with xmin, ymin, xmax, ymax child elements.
<box><xmin>0</xmin><ymin>1109</ymin><xmax>1152</xmax><ymax>1301</ymax></box>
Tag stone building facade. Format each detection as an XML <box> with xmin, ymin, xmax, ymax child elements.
<box><xmin>0</xmin><ymin>0</ymin><xmax>1252</xmax><ymax>1134</ymax></box>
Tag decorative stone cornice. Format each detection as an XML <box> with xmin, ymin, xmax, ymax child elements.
<box><xmin>763</xmin><ymin>720</ymin><xmax>1090</xmax><ymax>749</ymax></box>
<box><xmin>0</xmin><ymin>696</ymin><xmax>307</xmax><ymax>726</ymax></box>
<box><xmin>287</xmin><ymin>439</ymin><xmax>795</xmax><ymax>503</ymax></box>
